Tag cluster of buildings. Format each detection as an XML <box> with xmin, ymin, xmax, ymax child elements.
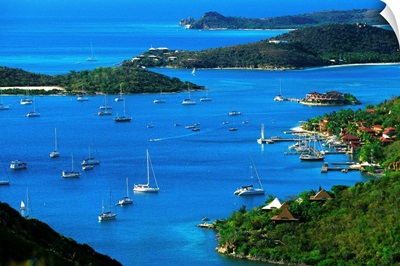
<box><xmin>300</xmin><ymin>91</ymin><xmax>346</xmax><ymax>106</ymax></box>
<box><xmin>319</xmin><ymin>116</ymin><xmax>397</xmax><ymax>155</ymax></box>
<box><xmin>262</xmin><ymin>188</ymin><xmax>332</xmax><ymax>223</ymax></box>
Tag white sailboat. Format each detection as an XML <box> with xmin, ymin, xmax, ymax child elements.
<box><xmin>191</xmin><ymin>67</ymin><xmax>196</xmax><ymax>75</ymax></box>
<box><xmin>20</xmin><ymin>90</ymin><xmax>33</xmax><ymax>105</ymax></box>
<box><xmin>26</xmin><ymin>98</ymin><xmax>40</xmax><ymax>117</ymax></box>
<box><xmin>20</xmin><ymin>188</ymin><xmax>31</xmax><ymax>218</ymax></box>
<box><xmin>117</xmin><ymin>177</ymin><xmax>133</xmax><ymax>206</ymax></box>
<box><xmin>182</xmin><ymin>83</ymin><xmax>196</xmax><ymax>105</ymax></box>
<box><xmin>153</xmin><ymin>89</ymin><xmax>166</xmax><ymax>103</ymax></box>
<box><xmin>133</xmin><ymin>149</ymin><xmax>159</xmax><ymax>193</ymax></box>
<box><xmin>98</xmin><ymin>94</ymin><xmax>112</xmax><ymax>116</ymax></box>
<box><xmin>257</xmin><ymin>123</ymin><xmax>273</xmax><ymax>144</ymax></box>
<box><xmin>86</xmin><ymin>43</ymin><xmax>98</xmax><ymax>62</ymax></box>
<box><xmin>114</xmin><ymin>98</ymin><xmax>132</xmax><ymax>122</ymax></box>
<box><xmin>299</xmin><ymin>136</ymin><xmax>325</xmax><ymax>161</ymax></box>
<box><xmin>98</xmin><ymin>189</ymin><xmax>117</xmax><ymax>221</ymax></box>
<box><xmin>77</xmin><ymin>84</ymin><xmax>89</xmax><ymax>101</ymax></box>
<box><xmin>200</xmin><ymin>89</ymin><xmax>212</xmax><ymax>102</ymax></box>
<box><xmin>234</xmin><ymin>157</ymin><xmax>265</xmax><ymax>196</ymax></box>
<box><xmin>50</xmin><ymin>128</ymin><xmax>60</xmax><ymax>158</ymax></box>
<box><xmin>273</xmin><ymin>79</ymin><xmax>287</xmax><ymax>101</ymax></box>
<box><xmin>62</xmin><ymin>153</ymin><xmax>81</xmax><ymax>178</ymax></box>
<box><xmin>81</xmin><ymin>141</ymin><xmax>100</xmax><ymax>166</ymax></box>
<box><xmin>115</xmin><ymin>85</ymin><xmax>124</xmax><ymax>102</ymax></box>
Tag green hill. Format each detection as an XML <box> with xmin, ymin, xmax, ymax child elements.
<box><xmin>180</xmin><ymin>9</ymin><xmax>386</xmax><ymax>30</ymax></box>
<box><xmin>216</xmin><ymin>172</ymin><xmax>400</xmax><ymax>265</ymax></box>
<box><xmin>0</xmin><ymin>66</ymin><xmax>204</xmax><ymax>95</ymax></box>
<box><xmin>215</xmin><ymin>96</ymin><xmax>400</xmax><ymax>265</ymax></box>
<box><xmin>0</xmin><ymin>202</ymin><xmax>121</xmax><ymax>265</ymax></box>
<box><xmin>124</xmin><ymin>23</ymin><xmax>400</xmax><ymax>70</ymax></box>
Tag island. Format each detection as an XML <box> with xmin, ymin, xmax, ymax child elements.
<box><xmin>298</xmin><ymin>91</ymin><xmax>361</xmax><ymax>106</ymax></box>
<box><xmin>124</xmin><ymin>23</ymin><xmax>400</xmax><ymax>70</ymax></box>
<box><xmin>0</xmin><ymin>66</ymin><xmax>205</xmax><ymax>95</ymax></box>
<box><xmin>179</xmin><ymin>9</ymin><xmax>386</xmax><ymax>30</ymax></box>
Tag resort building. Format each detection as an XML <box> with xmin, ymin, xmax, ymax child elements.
<box><xmin>270</xmin><ymin>202</ymin><xmax>298</xmax><ymax>223</ymax></box>
<box><xmin>300</xmin><ymin>91</ymin><xmax>344</xmax><ymax>105</ymax></box>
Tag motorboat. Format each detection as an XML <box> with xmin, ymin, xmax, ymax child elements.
<box><xmin>10</xmin><ymin>160</ymin><xmax>27</xmax><ymax>170</ymax></box>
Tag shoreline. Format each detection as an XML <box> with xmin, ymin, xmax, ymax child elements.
<box><xmin>0</xmin><ymin>86</ymin><xmax>65</xmax><ymax>92</ymax></box>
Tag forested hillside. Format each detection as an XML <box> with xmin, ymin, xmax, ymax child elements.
<box><xmin>216</xmin><ymin>96</ymin><xmax>400</xmax><ymax>265</ymax></box>
<box><xmin>216</xmin><ymin>172</ymin><xmax>400</xmax><ymax>265</ymax></box>
<box><xmin>124</xmin><ymin>24</ymin><xmax>400</xmax><ymax>70</ymax></box>
<box><xmin>179</xmin><ymin>9</ymin><xmax>386</xmax><ymax>29</ymax></box>
<box><xmin>0</xmin><ymin>66</ymin><xmax>204</xmax><ymax>94</ymax></box>
<box><xmin>0</xmin><ymin>202</ymin><xmax>121</xmax><ymax>265</ymax></box>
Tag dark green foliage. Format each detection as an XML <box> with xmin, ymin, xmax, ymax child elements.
<box><xmin>126</xmin><ymin>24</ymin><xmax>400</xmax><ymax>70</ymax></box>
<box><xmin>181</xmin><ymin>10</ymin><xmax>386</xmax><ymax>30</ymax></box>
<box><xmin>0</xmin><ymin>66</ymin><xmax>203</xmax><ymax>95</ymax></box>
<box><xmin>0</xmin><ymin>202</ymin><xmax>121</xmax><ymax>265</ymax></box>
<box><xmin>216</xmin><ymin>173</ymin><xmax>400</xmax><ymax>265</ymax></box>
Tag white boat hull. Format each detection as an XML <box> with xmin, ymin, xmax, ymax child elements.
<box><xmin>133</xmin><ymin>185</ymin><xmax>159</xmax><ymax>193</ymax></box>
<box><xmin>62</xmin><ymin>171</ymin><xmax>81</xmax><ymax>178</ymax></box>
<box><xmin>98</xmin><ymin>212</ymin><xmax>117</xmax><ymax>221</ymax></box>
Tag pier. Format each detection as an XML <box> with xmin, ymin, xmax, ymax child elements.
<box><xmin>321</xmin><ymin>162</ymin><xmax>359</xmax><ymax>173</ymax></box>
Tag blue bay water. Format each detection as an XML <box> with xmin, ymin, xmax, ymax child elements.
<box><xmin>1</xmin><ymin>16</ymin><xmax>399</xmax><ymax>266</ymax></box>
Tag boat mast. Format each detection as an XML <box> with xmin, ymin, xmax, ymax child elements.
<box><xmin>146</xmin><ymin>150</ymin><xmax>150</xmax><ymax>186</ymax></box>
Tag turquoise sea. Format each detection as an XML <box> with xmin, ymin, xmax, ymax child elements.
<box><xmin>1</xmin><ymin>16</ymin><xmax>399</xmax><ymax>266</ymax></box>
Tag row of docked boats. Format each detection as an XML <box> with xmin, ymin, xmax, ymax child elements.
<box><xmin>257</xmin><ymin>123</ymin><xmax>326</xmax><ymax>161</ymax></box>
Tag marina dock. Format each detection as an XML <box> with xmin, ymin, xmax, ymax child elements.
<box><xmin>321</xmin><ymin>162</ymin><xmax>359</xmax><ymax>173</ymax></box>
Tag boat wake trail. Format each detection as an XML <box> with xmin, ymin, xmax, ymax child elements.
<box><xmin>149</xmin><ymin>128</ymin><xmax>215</xmax><ymax>142</ymax></box>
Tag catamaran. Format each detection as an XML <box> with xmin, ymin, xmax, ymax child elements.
<box><xmin>234</xmin><ymin>157</ymin><xmax>265</xmax><ymax>196</ymax></box>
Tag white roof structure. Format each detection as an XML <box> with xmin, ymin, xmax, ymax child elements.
<box><xmin>262</xmin><ymin>198</ymin><xmax>282</xmax><ymax>211</ymax></box>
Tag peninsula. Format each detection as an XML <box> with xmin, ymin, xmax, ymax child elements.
<box><xmin>214</xmin><ymin>96</ymin><xmax>400</xmax><ymax>265</ymax></box>
<box><xmin>124</xmin><ymin>23</ymin><xmax>400</xmax><ymax>70</ymax></box>
<box><xmin>179</xmin><ymin>9</ymin><xmax>386</xmax><ymax>30</ymax></box>
<box><xmin>0</xmin><ymin>66</ymin><xmax>205</xmax><ymax>95</ymax></box>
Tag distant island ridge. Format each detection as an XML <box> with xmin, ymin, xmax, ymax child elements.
<box><xmin>179</xmin><ymin>9</ymin><xmax>387</xmax><ymax>30</ymax></box>
<box><xmin>124</xmin><ymin>23</ymin><xmax>400</xmax><ymax>70</ymax></box>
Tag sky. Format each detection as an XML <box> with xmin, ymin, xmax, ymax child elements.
<box><xmin>2</xmin><ymin>0</ymin><xmax>385</xmax><ymax>20</ymax></box>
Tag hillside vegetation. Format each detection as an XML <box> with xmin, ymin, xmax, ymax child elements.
<box><xmin>216</xmin><ymin>172</ymin><xmax>400</xmax><ymax>265</ymax></box>
<box><xmin>216</xmin><ymin>97</ymin><xmax>400</xmax><ymax>265</ymax></box>
<box><xmin>179</xmin><ymin>9</ymin><xmax>386</xmax><ymax>30</ymax></box>
<box><xmin>0</xmin><ymin>66</ymin><xmax>204</xmax><ymax>95</ymax></box>
<box><xmin>0</xmin><ymin>202</ymin><xmax>121</xmax><ymax>265</ymax></box>
<box><xmin>124</xmin><ymin>23</ymin><xmax>400</xmax><ymax>70</ymax></box>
